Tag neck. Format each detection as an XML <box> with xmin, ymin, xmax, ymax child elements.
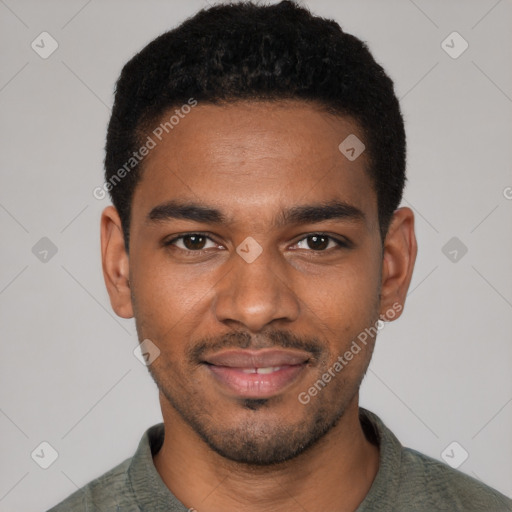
<box><xmin>153</xmin><ymin>395</ymin><xmax>379</xmax><ymax>512</ymax></box>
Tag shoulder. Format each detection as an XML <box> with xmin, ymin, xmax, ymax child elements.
<box><xmin>399</xmin><ymin>447</ymin><xmax>512</xmax><ymax>511</ymax></box>
<box><xmin>359</xmin><ymin>408</ymin><xmax>512</xmax><ymax>511</ymax></box>
<box><xmin>46</xmin><ymin>457</ymin><xmax>136</xmax><ymax>511</ymax></box>
<box><xmin>47</xmin><ymin>423</ymin><xmax>165</xmax><ymax>511</ymax></box>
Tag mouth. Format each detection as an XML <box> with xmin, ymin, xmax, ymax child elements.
<box><xmin>202</xmin><ymin>349</ymin><xmax>311</xmax><ymax>399</ymax></box>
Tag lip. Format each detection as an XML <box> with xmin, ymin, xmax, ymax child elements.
<box><xmin>203</xmin><ymin>349</ymin><xmax>311</xmax><ymax>399</ymax></box>
<box><xmin>203</xmin><ymin>348</ymin><xmax>310</xmax><ymax>368</ymax></box>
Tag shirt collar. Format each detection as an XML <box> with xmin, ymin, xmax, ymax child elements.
<box><xmin>127</xmin><ymin>407</ymin><xmax>401</xmax><ymax>511</ymax></box>
<box><xmin>355</xmin><ymin>407</ymin><xmax>402</xmax><ymax>511</ymax></box>
<box><xmin>127</xmin><ymin>422</ymin><xmax>188</xmax><ymax>511</ymax></box>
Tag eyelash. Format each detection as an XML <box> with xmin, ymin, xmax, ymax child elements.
<box><xmin>163</xmin><ymin>232</ymin><xmax>350</xmax><ymax>254</ymax></box>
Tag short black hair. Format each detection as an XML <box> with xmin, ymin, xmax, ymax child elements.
<box><xmin>105</xmin><ymin>0</ymin><xmax>406</xmax><ymax>249</ymax></box>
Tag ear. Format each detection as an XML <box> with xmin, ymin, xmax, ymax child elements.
<box><xmin>379</xmin><ymin>207</ymin><xmax>417</xmax><ymax>321</ymax></box>
<box><xmin>100</xmin><ymin>206</ymin><xmax>133</xmax><ymax>319</ymax></box>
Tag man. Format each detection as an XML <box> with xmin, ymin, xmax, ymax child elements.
<box><xmin>49</xmin><ymin>1</ymin><xmax>512</xmax><ymax>511</ymax></box>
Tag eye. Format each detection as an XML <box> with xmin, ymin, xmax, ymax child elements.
<box><xmin>163</xmin><ymin>232</ymin><xmax>349</xmax><ymax>255</ymax></box>
<box><xmin>293</xmin><ymin>233</ymin><xmax>348</xmax><ymax>251</ymax></box>
<box><xmin>165</xmin><ymin>233</ymin><xmax>219</xmax><ymax>252</ymax></box>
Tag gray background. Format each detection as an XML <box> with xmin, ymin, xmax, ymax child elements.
<box><xmin>1</xmin><ymin>0</ymin><xmax>511</xmax><ymax>510</ymax></box>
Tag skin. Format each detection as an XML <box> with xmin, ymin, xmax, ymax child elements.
<box><xmin>101</xmin><ymin>100</ymin><xmax>417</xmax><ymax>512</ymax></box>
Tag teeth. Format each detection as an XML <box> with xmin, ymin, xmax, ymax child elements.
<box><xmin>240</xmin><ymin>366</ymin><xmax>282</xmax><ymax>374</ymax></box>
<box><xmin>257</xmin><ymin>366</ymin><xmax>281</xmax><ymax>374</ymax></box>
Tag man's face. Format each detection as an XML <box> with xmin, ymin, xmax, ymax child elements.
<box><xmin>127</xmin><ymin>101</ymin><xmax>385</xmax><ymax>465</ymax></box>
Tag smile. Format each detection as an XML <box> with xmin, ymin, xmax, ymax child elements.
<box><xmin>204</xmin><ymin>362</ymin><xmax>307</xmax><ymax>398</ymax></box>
<box><xmin>240</xmin><ymin>366</ymin><xmax>282</xmax><ymax>374</ymax></box>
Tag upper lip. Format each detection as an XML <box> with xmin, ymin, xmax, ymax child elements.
<box><xmin>203</xmin><ymin>349</ymin><xmax>310</xmax><ymax>368</ymax></box>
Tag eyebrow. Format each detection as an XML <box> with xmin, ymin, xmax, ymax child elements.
<box><xmin>147</xmin><ymin>199</ymin><xmax>365</xmax><ymax>227</ymax></box>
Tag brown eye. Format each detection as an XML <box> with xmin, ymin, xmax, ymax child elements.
<box><xmin>165</xmin><ymin>233</ymin><xmax>217</xmax><ymax>251</ymax></box>
<box><xmin>182</xmin><ymin>234</ymin><xmax>207</xmax><ymax>250</ymax></box>
<box><xmin>306</xmin><ymin>235</ymin><xmax>329</xmax><ymax>250</ymax></box>
<box><xmin>294</xmin><ymin>234</ymin><xmax>346</xmax><ymax>251</ymax></box>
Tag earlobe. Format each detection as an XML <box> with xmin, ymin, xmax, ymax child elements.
<box><xmin>100</xmin><ymin>206</ymin><xmax>134</xmax><ymax>319</ymax></box>
<box><xmin>379</xmin><ymin>207</ymin><xmax>417</xmax><ymax>321</ymax></box>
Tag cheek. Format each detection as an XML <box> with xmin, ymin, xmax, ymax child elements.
<box><xmin>130</xmin><ymin>256</ymin><xmax>196</xmax><ymax>338</ymax></box>
<box><xmin>297</xmin><ymin>254</ymin><xmax>381</xmax><ymax>362</ymax></box>
<box><xmin>304</xmin><ymin>256</ymin><xmax>380</xmax><ymax>317</ymax></box>
<box><xmin>133</xmin><ymin>246</ymin><xmax>210</xmax><ymax>305</ymax></box>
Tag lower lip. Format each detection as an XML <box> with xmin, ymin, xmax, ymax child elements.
<box><xmin>205</xmin><ymin>364</ymin><xmax>306</xmax><ymax>398</ymax></box>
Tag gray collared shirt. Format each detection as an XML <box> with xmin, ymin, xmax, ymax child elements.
<box><xmin>47</xmin><ymin>408</ymin><xmax>512</xmax><ymax>511</ymax></box>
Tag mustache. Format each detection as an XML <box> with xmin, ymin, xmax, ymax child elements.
<box><xmin>187</xmin><ymin>329</ymin><xmax>325</xmax><ymax>364</ymax></box>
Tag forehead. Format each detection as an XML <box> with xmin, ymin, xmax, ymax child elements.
<box><xmin>132</xmin><ymin>100</ymin><xmax>377</xmax><ymax>229</ymax></box>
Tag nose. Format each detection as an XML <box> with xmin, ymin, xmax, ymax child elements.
<box><xmin>212</xmin><ymin>242</ymin><xmax>301</xmax><ymax>332</ymax></box>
